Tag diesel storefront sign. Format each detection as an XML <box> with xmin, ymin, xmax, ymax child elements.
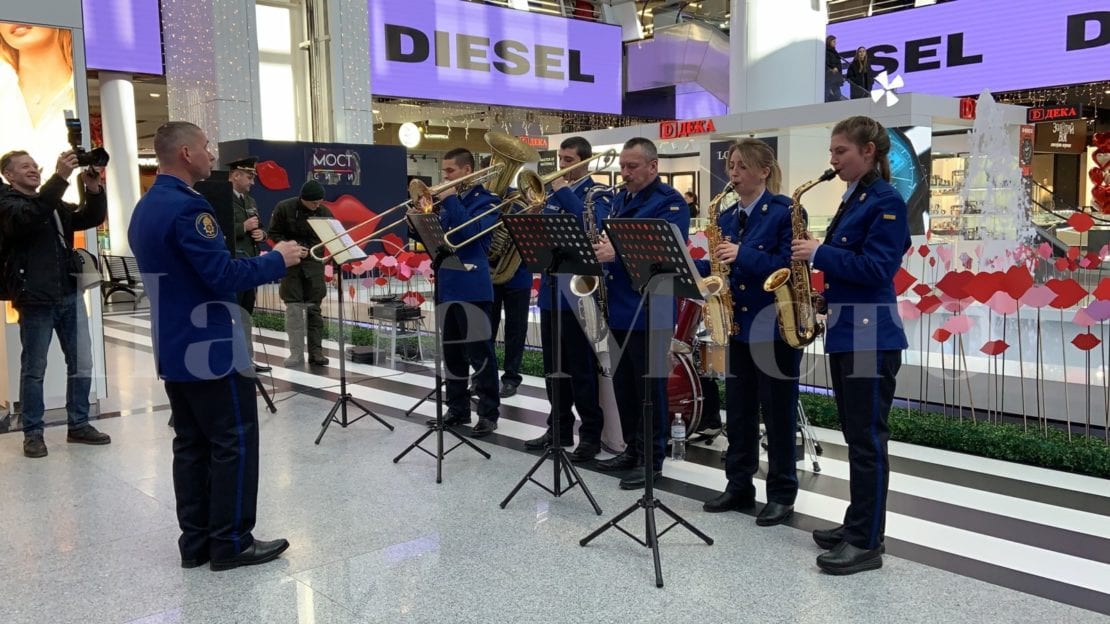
<box><xmin>369</xmin><ymin>0</ymin><xmax>621</xmax><ymax>114</ymax></box>
<box><xmin>829</xmin><ymin>1</ymin><xmax>1109</xmax><ymax>97</ymax></box>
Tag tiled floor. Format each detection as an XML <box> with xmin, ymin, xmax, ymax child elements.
<box><xmin>0</xmin><ymin>312</ymin><xmax>1107</xmax><ymax>623</ymax></box>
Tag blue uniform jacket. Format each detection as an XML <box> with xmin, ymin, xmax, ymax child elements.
<box><xmin>695</xmin><ymin>190</ymin><xmax>793</xmax><ymax>343</ymax></box>
<box><xmin>537</xmin><ymin>178</ymin><xmax>612</xmax><ymax>311</ymax></box>
<box><xmin>498</xmin><ymin>187</ymin><xmax>534</xmax><ymax>291</ymax></box>
<box><xmin>812</xmin><ymin>173</ymin><xmax>911</xmax><ymax>353</ymax></box>
<box><xmin>437</xmin><ymin>184</ymin><xmax>497</xmax><ymax>303</ymax></box>
<box><xmin>604</xmin><ymin>177</ymin><xmax>689</xmax><ymax>331</ymax></box>
<box><xmin>128</xmin><ymin>174</ymin><xmax>287</xmax><ymax>382</ymax></box>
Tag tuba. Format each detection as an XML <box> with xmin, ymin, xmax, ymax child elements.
<box><xmin>489</xmin><ymin>149</ymin><xmax>616</xmax><ymax>284</ymax></box>
<box><xmin>763</xmin><ymin>168</ymin><xmax>838</xmax><ymax>349</ymax></box>
<box><xmin>698</xmin><ymin>183</ymin><xmax>737</xmax><ymax>376</ymax></box>
<box><xmin>482</xmin><ymin>132</ymin><xmax>541</xmax><ymax>283</ymax></box>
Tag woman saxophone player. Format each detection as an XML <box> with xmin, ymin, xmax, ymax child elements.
<box><xmin>700</xmin><ymin>139</ymin><xmax>801</xmax><ymax>527</ymax></box>
<box><xmin>791</xmin><ymin>116</ymin><xmax>910</xmax><ymax>575</ymax></box>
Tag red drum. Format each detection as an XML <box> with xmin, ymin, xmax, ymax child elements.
<box><xmin>696</xmin><ymin>340</ymin><xmax>728</xmax><ymax>378</ymax></box>
<box><xmin>672</xmin><ymin>297</ymin><xmax>703</xmax><ymax>353</ymax></box>
<box><xmin>667</xmin><ymin>352</ymin><xmax>704</xmax><ymax>432</ymax></box>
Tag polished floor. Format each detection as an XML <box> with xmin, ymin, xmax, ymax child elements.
<box><xmin>1</xmin><ymin>311</ymin><xmax>1107</xmax><ymax>623</ymax></box>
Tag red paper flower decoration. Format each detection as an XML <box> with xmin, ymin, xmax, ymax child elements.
<box><xmin>401</xmin><ymin>291</ymin><xmax>426</xmax><ymax>307</ymax></box>
<box><xmin>892</xmin><ymin>267</ymin><xmax>916</xmax><ymax>296</ymax></box>
<box><xmin>912</xmin><ymin>283</ymin><xmax>933</xmax><ymax>297</ymax></box>
<box><xmin>1093</xmin><ymin>278</ymin><xmax>1110</xmax><ymax>301</ymax></box>
<box><xmin>916</xmin><ymin>294</ymin><xmax>943</xmax><ymax>314</ymax></box>
<box><xmin>936</xmin><ymin>271</ymin><xmax>973</xmax><ymax>300</ymax></box>
<box><xmin>1046</xmin><ymin>278</ymin><xmax>1087</xmax><ymax>309</ymax></box>
<box><xmin>932</xmin><ymin>328</ymin><xmax>952</xmax><ymax>343</ymax></box>
<box><xmin>917</xmin><ymin>244</ymin><xmax>930</xmax><ymax>258</ymax></box>
<box><xmin>1068</xmin><ymin>212</ymin><xmax>1095</xmax><ymax>233</ymax></box>
<box><xmin>255</xmin><ymin>160</ymin><xmax>290</xmax><ymax>190</ymax></box>
<box><xmin>980</xmin><ymin>340</ymin><xmax>1009</xmax><ymax>356</ymax></box>
<box><xmin>965</xmin><ymin>271</ymin><xmax>1004</xmax><ymax>304</ymax></box>
<box><xmin>1072</xmin><ymin>333</ymin><xmax>1101</xmax><ymax>351</ymax></box>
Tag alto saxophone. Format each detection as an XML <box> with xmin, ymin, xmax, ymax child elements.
<box><xmin>763</xmin><ymin>169</ymin><xmax>838</xmax><ymax>349</ymax></box>
<box><xmin>701</xmin><ymin>183</ymin><xmax>737</xmax><ymax>348</ymax></box>
<box><xmin>569</xmin><ymin>185</ymin><xmax>612</xmax><ymax>345</ymax></box>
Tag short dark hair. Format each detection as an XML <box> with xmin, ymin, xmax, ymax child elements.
<box><xmin>0</xmin><ymin>150</ymin><xmax>30</xmax><ymax>178</ymax></box>
<box><xmin>623</xmin><ymin>137</ymin><xmax>658</xmax><ymax>161</ymax></box>
<box><xmin>154</xmin><ymin>121</ymin><xmax>204</xmax><ymax>163</ymax></box>
<box><xmin>444</xmin><ymin>148</ymin><xmax>475</xmax><ymax>171</ymax></box>
<box><xmin>560</xmin><ymin>136</ymin><xmax>592</xmax><ymax>161</ymax></box>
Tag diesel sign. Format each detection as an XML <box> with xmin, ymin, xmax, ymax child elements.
<box><xmin>385</xmin><ymin>25</ymin><xmax>595</xmax><ymax>83</ymax></box>
<box><xmin>369</xmin><ymin>0</ymin><xmax>621</xmax><ymax>114</ymax></box>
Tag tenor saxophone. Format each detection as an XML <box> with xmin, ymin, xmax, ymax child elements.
<box><xmin>763</xmin><ymin>169</ymin><xmax>838</xmax><ymax>349</ymax></box>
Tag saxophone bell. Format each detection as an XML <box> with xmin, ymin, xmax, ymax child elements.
<box><xmin>569</xmin><ymin>275</ymin><xmax>598</xmax><ymax>297</ymax></box>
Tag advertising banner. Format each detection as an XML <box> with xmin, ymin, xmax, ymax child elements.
<box><xmin>82</xmin><ymin>0</ymin><xmax>163</xmax><ymax>75</ymax></box>
<box><xmin>368</xmin><ymin>0</ymin><xmax>622</xmax><ymax>114</ymax></box>
<box><xmin>828</xmin><ymin>1</ymin><xmax>1109</xmax><ymax>96</ymax></box>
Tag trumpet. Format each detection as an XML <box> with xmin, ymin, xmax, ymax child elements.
<box><xmin>308</xmin><ymin>165</ymin><xmax>503</xmax><ymax>261</ymax></box>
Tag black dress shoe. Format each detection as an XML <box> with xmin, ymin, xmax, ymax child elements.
<box><xmin>523</xmin><ymin>430</ymin><xmax>573</xmax><ymax>449</ymax></box>
<box><xmin>568</xmin><ymin>441</ymin><xmax>600</xmax><ymax>463</ymax></box>
<box><xmin>253</xmin><ymin>362</ymin><xmax>272</xmax><ymax>373</ymax></box>
<box><xmin>595</xmin><ymin>451</ymin><xmax>639</xmax><ymax>472</ymax></box>
<box><xmin>756</xmin><ymin>502</ymin><xmax>794</xmax><ymax>526</ymax></box>
<box><xmin>499</xmin><ymin>382</ymin><xmax>519</xmax><ymax>398</ymax></box>
<box><xmin>816</xmin><ymin>541</ymin><xmax>883</xmax><ymax>575</ymax></box>
<box><xmin>702</xmin><ymin>490</ymin><xmax>756</xmax><ymax>513</ymax></box>
<box><xmin>210</xmin><ymin>538</ymin><xmax>290</xmax><ymax>571</ymax></box>
<box><xmin>181</xmin><ymin>554</ymin><xmax>210</xmax><ymax>569</ymax></box>
<box><xmin>619</xmin><ymin>469</ymin><xmax>662</xmax><ymax>490</ymax></box>
<box><xmin>426</xmin><ymin>413</ymin><xmax>471</xmax><ymax>428</ymax></box>
<box><xmin>813</xmin><ymin>525</ymin><xmax>886</xmax><ymax>553</ymax></box>
<box><xmin>470</xmin><ymin>418</ymin><xmax>498</xmax><ymax>438</ymax></box>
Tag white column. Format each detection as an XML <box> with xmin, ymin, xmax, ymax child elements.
<box><xmin>97</xmin><ymin>72</ymin><xmax>141</xmax><ymax>255</ymax></box>
<box><xmin>777</xmin><ymin>126</ymin><xmax>842</xmax><ymax>221</ymax></box>
<box><xmin>161</xmin><ymin>0</ymin><xmax>263</xmax><ymax>160</ymax></box>
<box><xmin>329</xmin><ymin>0</ymin><xmax>374</xmax><ymax>143</ymax></box>
<box><xmin>729</xmin><ymin>0</ymin><xmax>828</xmax><ymax>114</ymax></box>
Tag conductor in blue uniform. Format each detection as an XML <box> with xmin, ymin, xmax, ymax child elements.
<box><xmin>525</xmin><ymin>136</ymin><xmax>611</xmax><ymax>462</ymax></box>
<box><xmin>593</xmin><ymin>137</ymin><xmax>690</xmax><ymax>490</ymax></box>
<box><xmin>128</xmin><ymin>122</ymin><xmax>303</xmax><ymax>571</ymax></box>
<box><xmin>792</xmin><ymin>116</ymin><xmax>911</xmax><ymax>575</ymax></box>
<box><xmin>433</xmin><ymin>147</ymin><xmax>501</xmax><ymax>438</ymax></box>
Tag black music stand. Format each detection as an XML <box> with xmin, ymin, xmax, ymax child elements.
<box><xmin>498</xmin><ymin>214</ymin><xmax>602</xmax><ymax>514</ymax></box>
<box><xmin>579</xmin><ymin>218</ymin><xmax>714</xmax><ymax>587</ymax></box>
<box><xmin>310</xmin><ymin>219</ymin><xmax>395</xmax><ymax>444</ymax></box>
<box><xmin>393</xmin><ymin>212</ymin><xmax>491</xmax><ymax>483</ymax></box>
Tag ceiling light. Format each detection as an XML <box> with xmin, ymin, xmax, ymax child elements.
<box><xmin>372</xmin><ymin>109</ymin><xmax>380</xmax><ymax>114</ymax></box>
<box><xmin>399</xmin><ymin>122</ymin><xmax>421</xmax><ymax>148</ymax></box>
<box><xmin>149</xmin><ymin>92</ymin><xmax>161</xmax><ymax>98</ymax></box>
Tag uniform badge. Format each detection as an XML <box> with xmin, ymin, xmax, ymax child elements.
<box><xmin>883</xmin><ymin>213</ymin><xmax>897</xmax><ymax>220</ymax></box>
<box><xmin>761</xmin><ymin>204</ymin><xmax>768</xmax><ymax>213</ymax></box>
<box><xmin>195</xmin><ymin>213</ymin><xmax>219</xmax><ymax>239</ymax></box>
<box><xmin>860</xmin><ymin>192</ymin><xmax>868</xmax><ymax>202</ymax></box>
<box><xmin>670</xmin><ymin>205</ymin><xmax>680</xmax><ymax>211</ymax></box>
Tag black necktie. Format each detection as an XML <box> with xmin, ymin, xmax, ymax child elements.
<box><xmin>736</xmin><ymin>210</ymin><xmax>749</xmax><ymax>237</ymax></box>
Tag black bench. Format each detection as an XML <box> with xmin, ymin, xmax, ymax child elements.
<box><xmin>101</xmin><ymin>254</ymin><xmax>146</xmax><ymax>309</ymax></box>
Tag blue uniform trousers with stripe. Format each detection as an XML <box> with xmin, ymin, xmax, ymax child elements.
<box><xmin>828</xmin><ymin>350</ymin><xmax>901</xmax><ymax>550</ymax></box>
<box><xmin>165</xmin><ymin>373</ymin><xmax>258</xmax><ymax>561</ymax></box>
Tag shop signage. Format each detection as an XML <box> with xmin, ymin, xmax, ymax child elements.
<box><xmin>368</xmin><ymin>0</ymin><xmax>621</xmax><ymax>114</ymax></box>
<box><xmin>306</xmin><ymin>148</ymin><xmax>362</xmax><ymax>186</ymax></box>
<box><xmin>959</xmin><ymin>97</ymin><xmax>976</xmax><ymax>120</ymax></box>
<box><xmin>1019</xmin><ymin>125</ymin><xmax>1035</xmax><ymax>177</ymax></box>
<box><xmin>708</xmin><ymin>138</ymin><xmax>778</xmax><ymax>197</ymax></box>
<box><xmin>517</xmin><ymin>136</ymin><xmax>549</xmax><ymax>150</ymax></box>
<box><xmin>1027</xmin><ymin>105</ymin><xmax>1085</xmax><ymax>123</ymax></box>
<box><xmin>828</xmin><ymin>2</ymin><xmax>1110</xmax><ymax>96</ymax></box>
<box><xmin>1034</xmin><ymin>120</ymin><xmax>1088</xmax><ymax>154</ymax></box>
<box><xmin>537</xmin><ymin>150</ymin><xmax>558</xmax><ymax>176</ymax></box>
<box><xmin>82</xmin><ymin>0</ymin><xmax>164</xmax><ymax>75</ymax></box>
<box><xmin>659</xmin><ymin>118</ymin><xmax>717</xmax><ymax>140</ymax></box>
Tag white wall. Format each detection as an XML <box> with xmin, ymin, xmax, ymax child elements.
<box><xmin>729</xmin><ymin>0</ymin><xmax>827</xmax><ymax>114</ymax></box>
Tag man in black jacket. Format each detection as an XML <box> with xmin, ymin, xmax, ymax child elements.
<box><xmin>0</xmin><ymin>149</ymin><xmax>110</xmax><ymax>458</ymax></box>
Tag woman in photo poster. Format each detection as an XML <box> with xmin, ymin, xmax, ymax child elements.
<box><xmin>0</xmin><ymin>23</ymin><xmax>76</xmax><ymax>186</ymax></box>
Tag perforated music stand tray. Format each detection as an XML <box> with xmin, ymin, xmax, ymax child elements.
<box><xmin>306</xmin><ymin>219</ymin><xmax>393</xmax><ymax>444</ymax></box>
<box><xmin>580</xmin><ymin>217</ymin><xmax>713</xmax><ymax>588</ymax></box>
<box><xmin>393</xmin><ymin>211</ymin><xmax>491</xmax><ymax>484</ymax></box>
<box><xmin>497</xmin><ymin>213</ymin><xmax>602</xmax><ymax>514</ymax></box>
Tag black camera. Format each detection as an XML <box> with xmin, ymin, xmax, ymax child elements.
<box><xmin>63</xmin><ymin>111</ymin><xmax>110</xmax><ymax>168</ymax></box>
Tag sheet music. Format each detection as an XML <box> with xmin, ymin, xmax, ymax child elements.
<box><xmin>308</xmin><ymin>218</ymin><xmax>369</xmax><ymax>264</ymax></box>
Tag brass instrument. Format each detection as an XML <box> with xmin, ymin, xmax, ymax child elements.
<box><xmin>700</xmin><ymin>183</ymin><xmax>737</xmax><ymax>367</ymax></box>
<box><xmin>442</xmin><ymin>131</ymin><xmax>540</xmax><ymax>253</ymax></box>
<box><xmin>487</xmin><ymin>149</ymin><xmax>617</xmax><ymax>284</ymax></box>
<box><xmin>308</xmin><ymin>166</ymin><xmax>502</xmax><ymax>261</ymax></box>
<box><xmin>568</xmin><ymin>183</ymin><xmax>617</xmax><ymax>345</ymax></box>
<box><xmin>763</xmin><ymin>168</ymin><xmax>838</xmax><ymax>349</ymax></box>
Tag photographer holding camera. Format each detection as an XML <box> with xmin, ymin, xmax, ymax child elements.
<box><xmin>0</xmin><ymin>148</ymin><xmax>110</xmax><ymax>458</ymax></box>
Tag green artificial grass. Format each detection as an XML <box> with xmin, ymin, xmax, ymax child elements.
<box><xmin>254</xmin><ymin>311</ymin><xmax>1110</xmax><ymax>479</ymax></box>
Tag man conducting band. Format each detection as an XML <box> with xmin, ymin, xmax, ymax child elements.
<box><xmin>524</xmin><ymin>136</ymin><xmax>610</xmax><ymax>462</ymax></box>
<box><xmin>593</xmin><ymin>137</ymin><xmax>690</xmax><ymax>489</ymax></box>
<box><xmin>227</xmin><ymin>156</ymin><xmax>270</xmax><ymax>373</ymax></box>
<box><xmin>129</xmin><ymin>121</ymin><xmax>303</xmax><ymax>571</ymax></box>
<box><xmin>431</xmin><ymin>147</ymin><xmax>501</xmax><ymax>438</ymax></box>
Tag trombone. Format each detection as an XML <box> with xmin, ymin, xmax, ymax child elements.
<box><xmin>442</xmin><ymin>149</ymin><xmax>618</xmax><ymax>252</ymax></box>
<box><xmin>308</xmin><ymin>164</ymin><xmax>504</xmax><ymax>261</ymax></box>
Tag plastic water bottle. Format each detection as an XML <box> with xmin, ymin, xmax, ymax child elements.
<box><xmin>671</xmin><ymin>417</ymin><xmax>687</xmax><ymax>462</ymax></box>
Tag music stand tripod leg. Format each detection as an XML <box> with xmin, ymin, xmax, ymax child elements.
<box><xmin>255</xmin><ymin>376</ymin><xmax>277</xmax><ymax>413</ymax></box>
